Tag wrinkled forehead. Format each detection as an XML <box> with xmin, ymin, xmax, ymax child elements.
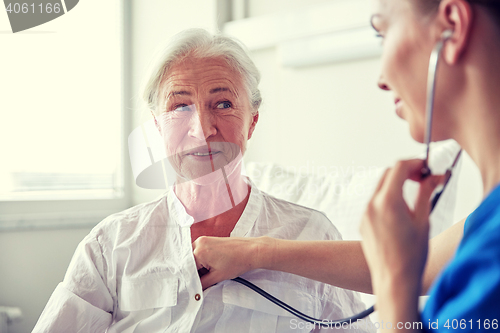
<box><xmin>159</xmin><ymin>56</ymin><xmax>247</xmax><ymax>104</ymax></box>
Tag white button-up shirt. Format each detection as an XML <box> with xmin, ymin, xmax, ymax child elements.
<box><xmin>33</xmin><ymin>181</ymin><xmax>374</xmax><ymax>333</ymax></box>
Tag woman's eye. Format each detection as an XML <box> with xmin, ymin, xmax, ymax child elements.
<box><xmin>216</xmin><ymin>101</ymin><xmax>232</xmax><ymax>109</ymax></box>
<box><xmin>173</xmin><ymin>104</ymin><xmax>192</xmax><ymax>112</ymax></box>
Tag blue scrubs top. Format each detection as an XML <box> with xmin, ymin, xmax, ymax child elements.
<box><xmin>422</xmin><ymin>183</ymin><xmax>500</xmax><ymax>331</ymax></box>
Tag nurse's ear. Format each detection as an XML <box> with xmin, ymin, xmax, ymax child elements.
<box><xmin>247</xmin><ymin>110</ymin><xmax>259</xmax><ymax>140</ymax></box>
<box><xmin>437</xmin><ymin>0</ymin><xmax>473</xmax><ymax>64</ymax></box>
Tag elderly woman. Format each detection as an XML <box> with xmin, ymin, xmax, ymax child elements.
<box><xmin>33</xmin><ymin>29</ymin><xmax>372</xmax><ymax>333</ymax></box>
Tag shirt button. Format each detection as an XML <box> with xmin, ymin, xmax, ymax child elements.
<box><xmin>194</xmin><ymin>293</ymin><xmax>201</xmax><ymax>301</ymax></box>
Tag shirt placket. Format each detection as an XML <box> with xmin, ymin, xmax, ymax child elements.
<box><xmin>178</xmin><ymin>225</ymin><xmax>204</xmax><ymax>332</ymax></box>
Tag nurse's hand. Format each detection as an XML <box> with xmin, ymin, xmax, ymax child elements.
<box><xmin>359</xmin><ymin>159</ymin><xmax>444</xmax><ymax>304</ymax></box>
<box><xmin>192</xmin><ymin>236</ymin><xmax>275</xmax><ymax>290</ymax></box>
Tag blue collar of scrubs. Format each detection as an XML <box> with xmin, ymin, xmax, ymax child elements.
<box><xmin>464</xmin><ymin>182</ymin><xmax>500</xmax><ymax>239</ymax></box>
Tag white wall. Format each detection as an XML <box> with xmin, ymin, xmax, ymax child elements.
<box><xmin>230</xmin><ymin>0</ymin><xmax>483</xmax><ymax>224</ymax></box>
<box><xmin>0</xmin><ymin>228</ymin><xmax>93</xmax><ymax>333</ymax></box>
<box><xmin>244</xmin><ymin>46</ymin><xmax>482</xmax><ymax>223</ymax></box>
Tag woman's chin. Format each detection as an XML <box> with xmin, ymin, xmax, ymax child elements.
<box><xmin>189</xmin><ymin>170</ymin><xmax>226</xmax><ymax>186</ymax></box>
<box><xmin>181</xmin><ymin>163</ymin><xmax>243</xmax><ymax>187</ymax></box>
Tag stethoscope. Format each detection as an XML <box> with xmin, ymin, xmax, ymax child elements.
<box><xmin>229</xmin><ymin>30</ymin><xmax>463</xmax><ymax>327</ymax></box>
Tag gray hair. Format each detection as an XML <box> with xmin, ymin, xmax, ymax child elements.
<box><xmin>142</xmin><ymin>28</ymin><xmax>262</xmax><ymax>115</ymax></box>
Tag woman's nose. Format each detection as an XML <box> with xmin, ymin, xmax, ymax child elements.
<box><xmin>188</xmin><ymin>109</ymin><xmax>217</xmax><ymax>140</ymax></box>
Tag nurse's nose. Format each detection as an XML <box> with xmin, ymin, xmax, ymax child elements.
<box><xmin>188</xmin><ymin>108</ymin><xmax>217</xmax><ymax>141</ymax></box>
<box><xmin>377</xmin><ymin>75</ymin><xmax>391</xmax><ymax>91</ymax></box>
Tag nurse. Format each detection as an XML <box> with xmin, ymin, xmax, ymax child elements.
<box><xmin>193</xmin><ymin>0</ymin><xmax>500</xmax><ymax>330</ymax></box>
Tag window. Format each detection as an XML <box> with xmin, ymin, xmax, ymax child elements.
<box><xmin>0</xmin><ymin>0</ymin><xmax>130</xmax><ymax>229</ymax></box>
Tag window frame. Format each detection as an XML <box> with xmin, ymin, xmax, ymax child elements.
<box><xmin>0</xmin><ymin>0</ymin><xmax>133</xmax><ymax>231</ymax></box>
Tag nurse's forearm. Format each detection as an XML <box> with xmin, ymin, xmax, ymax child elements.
<box><xmin>259</xmin><ymin>239</ymin><xmax>373</xmax><ymax>294</ymax></box>
<box><xmin>257</xmin><ymin>218</ymin><xmax>465</xmax><ymax>295</ymax></box>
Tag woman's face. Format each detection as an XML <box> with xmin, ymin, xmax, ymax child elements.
<box><xmin>157</xmin><ymin>56</ymin><xmax>258</xmax><ymax>182</ymax></box>
<box><xmin>372</xmin><ymin>0</ymin><xmax>443</xmax><ymax>142</ymax></box>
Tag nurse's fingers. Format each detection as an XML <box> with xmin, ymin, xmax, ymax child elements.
<box><xmin>379</xmin><ymin>159</ymin><xmax>428</xmax><ymax>199</ymax></box>
<box><xmin>195</xmin><ymin>261</ymin><xmax>206</xmax><ymax>272</ymax></box>
<box><xmin>200</xmin><ymin>272</ymin><xmax>224</xmax><ymax>290</ymax></box>
<box><xmin>414</xmin><ymin>174</ymin><xmax>445</xmax><ymax>221</ymax></box>
<box><xmin>374</xmin><ymin>167</ymin><xmax>391</xmax><ymax>194</ymax></box>
<box><xmin>192</xmin><ymin>236</ymin><xmax>211</xmax><ymax>271</ymax></box>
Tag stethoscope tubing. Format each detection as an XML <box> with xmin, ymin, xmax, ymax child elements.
<box><xmin>231</xmin><ymin>276</ymin><xmax>375</xmax><ymax>327</ymax></box>
<box><xmin>422</xmin><ymin>30</ymin><xmax>454</xmax><ymax>176</ymax></box>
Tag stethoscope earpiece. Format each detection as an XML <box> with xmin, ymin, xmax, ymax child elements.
<box><xmin>441</xmin><ymin>29</ymin><xmax>454</xmax><ymax>41</ymax></box>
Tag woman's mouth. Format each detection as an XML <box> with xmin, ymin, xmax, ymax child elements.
<box><xmin>185</xmin><ymin>149</ymin><xmax>222</xmax><ymax>160</ymax></box>
<box><xmin>189</xmin><ymin>152</ymin><xmax>219</xmax><ymax>156</ymax></box>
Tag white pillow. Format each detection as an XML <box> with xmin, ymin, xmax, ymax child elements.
<box><xmin>244</xmin><ymin>140</ymin><xmax>461</xmax><ymax>240</ymax></box>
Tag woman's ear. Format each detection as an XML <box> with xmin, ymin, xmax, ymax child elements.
<box><xmin>438</xmin><ymin>0</ymin><xmax>473</xmax><ymax>64</ymax></box>
<box><xmin>247</xmin><ymin>111</ymin><xmax>259</xmax><ymax>140</ymax></box>
<box><xmin>151</xmin><ymin>110</ymin><xmax>162</xmax><ymax>134</ymax></box>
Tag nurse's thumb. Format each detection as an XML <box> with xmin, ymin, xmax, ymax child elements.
<box><xmin>414</xmin><ymin>175</ymin><xmax>445</xmax><ymax>221</ymax></box>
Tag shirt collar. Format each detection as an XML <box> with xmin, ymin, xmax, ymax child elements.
<box><xmin>166</xmin><ymin>177</ymin><xmax>263</xmax><ymax>233</ymax></box>
<box><xmin>230</xmin><ymin>178</ymin><xmax>262</xmax><ymax>237</ymax></box>
<box><xmin>167</xmin><ymin>187</ymin><xmax>194</xmax><ymax>228</ymax></box>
